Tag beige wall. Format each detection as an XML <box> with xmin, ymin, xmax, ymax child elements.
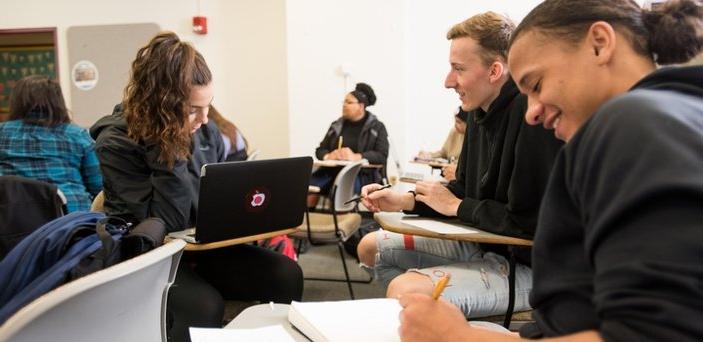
<box><xmin>0</xmin><ymin>0</ymin><xmax>290</xmax><ymax>158</ymax></box>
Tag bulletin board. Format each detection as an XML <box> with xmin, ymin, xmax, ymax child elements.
<box><xmin>0</xmin><ymin>46</ymin><xmax>57</xmax><ymax>112</ymax></box>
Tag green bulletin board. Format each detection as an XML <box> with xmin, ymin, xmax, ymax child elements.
<box><xmin>0</xmin><ymin>46</ymin><xmax>57</xmax><ymax>112</ymax></box>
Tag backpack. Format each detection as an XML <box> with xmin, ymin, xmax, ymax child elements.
<box><xmin>258</xmin><ymin>235</ymin><xmax>297</xmax><ymax>261</ymax></box>
<box><xmin>0</xmin><ymin>211</ymin><xmax>166</xmax><ymax>324</ymax></box>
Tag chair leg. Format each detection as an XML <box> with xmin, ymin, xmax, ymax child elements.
<box><xmin>503</xmin><ymin>251</ymin><xmax>517</xmax><ymax>329</ymax></box>
<box><xmin>337</xmin><ymin>241</ymin><xmax>355</xmax><ymax>300</ymax></box>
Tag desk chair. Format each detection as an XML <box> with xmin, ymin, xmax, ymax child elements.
<box><xmin>293</xmin><ymin>160</ymin><xmax>370</xmax><ymax>299</ymax></box>
<box><xmin>0</xmin><ymin>176</ymin><xmax>66</xmax><ymax>259</ymax></box>
<box><xmin>0</xmin><ymin>239</ymin><xmax>186</xmax><ymax>342</ymax></box>
<box><xmin>90</xmin><ymin>191</ymin><xmax>105</xmax><ymax>212</ymax></box>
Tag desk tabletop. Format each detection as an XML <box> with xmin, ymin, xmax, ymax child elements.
<box><xmin>225</xmin><ymin>303</ymin><xmax>306</xmax><ymax>341</ymax></box>
<box><xmin>409</xmin><ymin>159</ymin><xmax>450</xmax><ymax>169</ymax></box>
<box><xmin>314</xmin><ymin>160</ymin><xmax>383</xmax><ymax>169</ymax></box>
<box><xmin>374</xmin><ymin>212</ymin><xmax>532</xmax><ymax>246</ymax></box>
<box><xmin>166</xmin><ymin>228</ymin><xmax>297</xmax><ymax>251</ymax></box>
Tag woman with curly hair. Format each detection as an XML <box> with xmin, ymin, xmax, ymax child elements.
<box><xmin>90</xmin><ymin>32</ymin><xmax>302</xmax><ymax>342</ymax></box>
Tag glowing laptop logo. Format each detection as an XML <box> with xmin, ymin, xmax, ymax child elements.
<box><xmin>251</xmin><ymin>191</ymin><xmax>266</xmax><ymax>207</ymax></box>
<box><xmin>245</xmin><ymin>187</ymin><xmax>270</xmax><ymax>213</ymax></box>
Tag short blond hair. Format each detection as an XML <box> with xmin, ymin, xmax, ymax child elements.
<box><xmin>447</xmin><ymin>11</ymin><xmax>515</xmax><ymax>65</ymax></box>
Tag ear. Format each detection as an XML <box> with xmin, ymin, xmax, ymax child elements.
<box><xmin>487</xmin><ymin>61</ymin><xmax>505</xmax><ymax>83</ymax></box>
<box><xmin>585</xmin><ymin>21</ymin><xmax>616</xmax><ymax>65</ymax></box>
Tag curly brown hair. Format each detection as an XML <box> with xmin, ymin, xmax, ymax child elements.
<box><xmin>123</xmin><ymin>31</ymin><xmax>212</xmax><ymax>168</ymax></box>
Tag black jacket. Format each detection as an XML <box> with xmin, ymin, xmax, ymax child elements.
<box><xmin>89</xmin><ymin>105</ymin><xmax>225</xmax><ymax>232</ymax></box>
<box><xmin>315</xmin><ymin>111</ymin><xmax>389</xmax><ymax>183</ymax></box>
<box><xmin>410</xmin><ymin>79</ymin><xmax>562</xmax><ymax>244</ymax></box>
<box><xmin>0</xmin><ymin>176</ymin><xmax>64</xmax><ymax>259</ymax></box>
<box><xmin>523</xmin><ymin>66</ymin><xmax>703</xmax><ymax>341</ymax></box>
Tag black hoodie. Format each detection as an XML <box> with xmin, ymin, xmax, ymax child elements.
<box><xmin>89</xmin><ymin>105</ymin><xmax>225</xmax><ymax>232</ymax></box>
<box><xmin>523</xmin><ymin>66</ymin><xmax>703</xmax><ymax>341</ymax></box>
<box><xmin>408</xmin><ymin>79</ymin><xmax>563</xmax><ymax>264</ymax></box>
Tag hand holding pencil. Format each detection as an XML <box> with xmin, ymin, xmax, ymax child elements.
<box><xmin>398</xmin><ymin>275</ymin><xmax>473</xmax><ymax>342</ymax></box>
<box><xmin>431</xmin><ymin>275</ymin><xmax>451</xmax><ymax>300</ymax></box>
<box><xmin>344</xmin><ymin>184</ymin><xmax>391</xmax><ymax>205</ymax></box>
<box><xmin>360</xmin><ymin>183</ymin><xmax>415</xmax><ymax>212</ymax></box>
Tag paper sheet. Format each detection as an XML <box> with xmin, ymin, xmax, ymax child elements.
<box><xmin>289</xmin><ymin>299</ymin><xmax>401</xmax><ymax>342</ymax></box>
<box><xmin>402</xmin><ymin>218</ymin><xmax>478</xmax><ymax>235</ymax></box>
<box><xmin>189</xmin><ymin>325</ymin><xmax>295</xmax><ymax>342</ymax></box>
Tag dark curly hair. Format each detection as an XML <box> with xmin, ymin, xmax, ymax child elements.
<box><xmin>350</xmin><ymin>82</ymin><xmax>376</xmax><ymax>107</ymax></box>
<box><xmin>510</xmin><ymin>0</ymin><xmax>703</xmax><ymax>65</ymax></box>
<box><xmin>123</xmin><ymin>31</ymin><xmax>212</xmax><ymax>168</ymax></box>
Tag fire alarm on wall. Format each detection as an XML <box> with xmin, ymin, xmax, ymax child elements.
<box><xmin>193</xmin><ymin>16</ymin><xmax>207</xmax><ymax>34</ymax></box>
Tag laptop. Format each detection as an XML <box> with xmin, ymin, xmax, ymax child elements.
<box><xmin>168</xmin><ymin>156</ymin><xmax>313</xmax><ymax>244</ymax></box>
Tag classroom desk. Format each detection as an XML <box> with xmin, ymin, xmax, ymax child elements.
<box><xmin>225</xmin><ymin>303</ymin><xmax>306</xmax><ymax>341</ymax></box>
<box><xmin>374</xmin><ymin>212</ymin><xmax>532</xmax><ymax>246</ymax></box>
<box><xmin>409</xmin><ymin>159</ymin><xmax>450</xmax><ymax>170</ymax></box>
<box><xmin>374</xmin><ymin>211</ymin><xmax>532</xmax><ymax>327</ymax></box>
<box><xmin>314</xmin><ymin>160</ymin><xmax>383</xmax><ymax>169</ymax></box>
<box><xmin>165</xmin><ymin>228</ymin><xmax>298</xmax><ymax>251</ymax></box>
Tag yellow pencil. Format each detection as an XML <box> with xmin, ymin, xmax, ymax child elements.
<box><xmin>431</xmin><ymin>275</ymin><xmax>451</xmax><ymax>300</ymax></box>
<box><xmin>338</xmin><ymin>136</ymin><xmax>343</xmax><ymax>150</ymax></box>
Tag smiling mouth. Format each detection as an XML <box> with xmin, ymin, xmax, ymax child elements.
<box><xmin>543</xmin><ymin>112</ymin><xmax>561</xmax><ymax>131</ymax></box>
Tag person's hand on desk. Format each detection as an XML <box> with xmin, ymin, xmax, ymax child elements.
<box><xmin>416</xmin><ymin>151</ymin><xmax>433</xmax><ymax>159</ymax></box>
<box><xmin>399</xmin><ymin>294</ymin><xmax>601</xmax><ymax>342</ymax></box>
<box><xmin>441</xmin><ymin>164</ymin><xmax>457</xmax><ymax>181</ymax></box>
<box><xmin>323</xmin><ymin>150</ymin><xmax>341</xmax><ymax>160</ymax></box>
<box><xmin>324</xmin><ymin>148</ymin><xmax>362</xmax><ymax>161</ymax></box>
<box><xmin>361</xmin><ymin>183</ymin><xmax>414</xmax><ymax>212</ymax></box>
<box><xmin>338</xmin><ymin>147</ymin><xmax>363</xmax><ymax>161</ymax></box>
<box><xmin>398</xmin><ymin>293</ymin><xmax>474</xmax><ymax>342</ymax></box>
<box><xmin>414</xmin><ymin>181</ymin><xmax>461</xmax><ymax>216</ymax></box>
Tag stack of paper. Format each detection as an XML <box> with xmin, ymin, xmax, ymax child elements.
<box><xmin>189</xmin><ymin>325</ymin><xmax>295</xmax><ymax>342</ymax></box>
<box><xmin>288</xmin><ymin>299</ymin><xmax>401</xmax><ymax>342</ymax></box>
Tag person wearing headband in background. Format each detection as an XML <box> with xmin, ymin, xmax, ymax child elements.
<box><xmin>308</xmin><ymin>82</ymin><xmax>389</xmax><ymax>207</ymax></box>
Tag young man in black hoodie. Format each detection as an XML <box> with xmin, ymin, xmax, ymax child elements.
<box><xmin>398</xmin><ymin>1</ymin><xmax>703</xmax><ymax>341</ymax></box>
<box><xmin>358</xmin><ymin>12</ymin><xmax>562</xmax><ymax>318</ymax></box>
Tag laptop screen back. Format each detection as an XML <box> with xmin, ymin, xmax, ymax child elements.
<box><xmin>195</xmin><ymin>156</ymin><xmax>313</xmax><ymax>243</ymax></box>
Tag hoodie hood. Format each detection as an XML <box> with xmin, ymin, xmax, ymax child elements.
<box><xmin>89</xmin><ymin>104</ymin><xmax>128</xmax><ymax>141</ymax></box>
<box><xmin>631</xmin><ymin>65</ymin><xmax>703</xmax><ymax>98</ymax></box>
<box><xmin>474</xmin><ymin>78</ymin><xmax>520</xmax><ymax>125</ymax></box>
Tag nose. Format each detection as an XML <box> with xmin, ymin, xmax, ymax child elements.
<box><xmin>444</xmin><ymin>70</ymin><xmax>456</xmax><ymax>89</ymax></box>
<box><xmin>200</xmin><ymin>110</ymin><xmax>209</xmax><ymax>125</ymax></box>
<box><xmin>524</xmin><ymin>96</ymin><xmax>545</xmax><ymax>126</ymax></box>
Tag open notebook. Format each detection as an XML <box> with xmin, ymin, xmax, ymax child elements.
<box><xmin>288</xmin><ymin>299</ymin><xmax>401</xmax><ymax>342</ymax></box>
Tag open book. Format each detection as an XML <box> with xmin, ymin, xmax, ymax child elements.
<box><xmin>288</xmin><ymin>299</ymin><xmax>401</xmax><ymax>342</ymax></box>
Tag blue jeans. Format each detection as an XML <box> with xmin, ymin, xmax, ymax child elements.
<box><xmin>372</xmin><ymin>229</ymin><xmax>532</xmax><ymax>318</ymax></box>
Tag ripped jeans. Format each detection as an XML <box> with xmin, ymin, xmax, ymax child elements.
<box><xmin>372</xmin><ymin>229</ymin><xmax>532</xmax><ymax>318</ymax></box>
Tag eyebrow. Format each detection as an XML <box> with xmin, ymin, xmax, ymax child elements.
<box><xmin>189</xmin><ymin>97</ymin><xmax>215</xmax><ymax>109</ymax></box>
<box><xmin>516</xmin><ymin>71</ymin><xmax>534</xmax><ymax>92</ymax></box>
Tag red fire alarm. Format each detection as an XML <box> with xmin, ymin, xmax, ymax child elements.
<box><xmin>193</xmin><ymin>16</ymin><xmax>208</xmax><ymax>34</ymax></box>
